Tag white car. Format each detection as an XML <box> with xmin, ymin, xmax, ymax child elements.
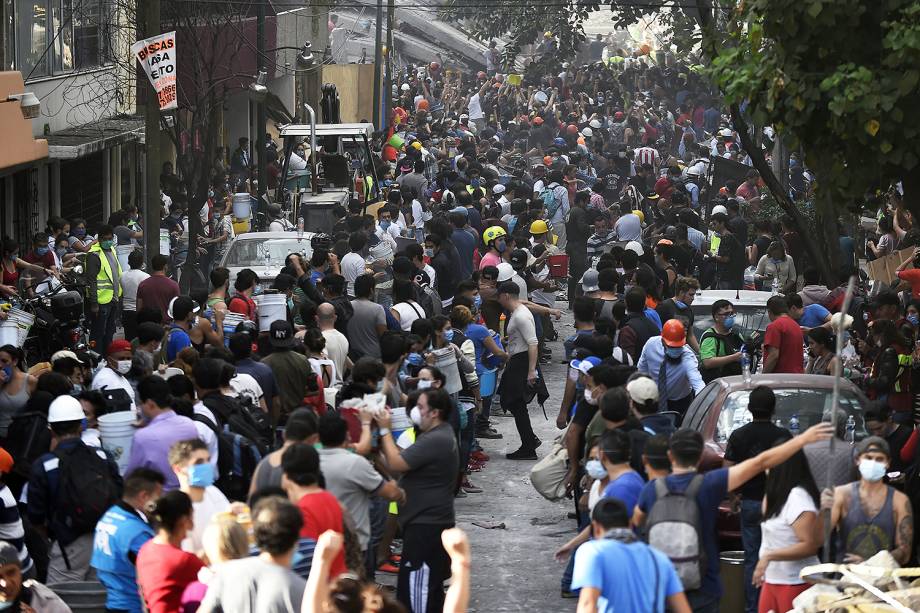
<box><xmin>219</xmin><ymin>231</ymin><xmax>316</xmax><ymax>291</ymax></box>
<box><xmin>689</xmin><ymin>289</ymin><xmax>772</xmax><ymax>340</ymax></box>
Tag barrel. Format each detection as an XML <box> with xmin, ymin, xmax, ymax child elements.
<box><xmin>431</xmin><ymin>347</ymin><xmax>463</xmax><ymax>394</ymax></box>
<box><xmin>159</xmin><ymin>229</ymin><xmax>171</xmax><ymax>255</ymax></box>
<box><xmin>115</xmin><ymin>244</ymin><xmax>135</xmax><ymax>273</ymax></box>
<box><xmin>479</xmin><ymin>368</ymin><xmax>498</xmax><ymax>397</ymax></box>
<box><xmin>98</xmin><ymin>411</ymin><xmax>136</xmax><ymax>474</ymax></box>
<box><xmin>718</xmin><ymin>551</ymin><xmax>745</xmax><ymax>613</ymax></box>
<box><xmin>232</xmin><ymin>193</ymin><xmax>251</xmax><ymax>219</ymax></box>
<box><xmin>47</xmin><ymin>581</ymin><xmax>107</xmax><ymax>612</ymax></box>
<box><xmin>255</xmin><ymin>294</ymin><xmax>287</xmax><ymax>330</ymax></box>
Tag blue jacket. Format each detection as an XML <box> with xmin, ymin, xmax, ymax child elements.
<box><xmin>91</xmin><ymin>502</ymin><xmax>154</xmax><ymax>613</ymax></box>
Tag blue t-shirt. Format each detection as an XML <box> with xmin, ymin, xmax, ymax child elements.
<box><xmin>637</xmin><ymin>469</ymin><xmax>729</xmax><ymax>597</ymax></box>
<box><xmin>602</xmin><ymin>471</ymin><xmax>646</xmax><ymax>518</ymax></box>
<box><xmin>91</xmin><ymin>503</ymin><xmax>155</xmax><ymax>613</ymax></box>
<box><xmin>799</xmin><ymin>303</ymin><xmax>830</xmax><ymax>329</ymax></box>
<box><xmin>464</xmin><ymin>323</ymin><xmax>490</xmax><ymax>370</ymax></box>
<box><xmin>644</xmin><ymin>307</ymin><xmax>663</xmax><ymax>331</ymax></box>
<box><xmin>310</xmin><ymin>270</ymin><xmax>324</xmax><ymax>286</ymax></box>
<box><xmin>451</xmin><ymin>229</ymin><xmax>477</xmax><ymax>279</ymax></box>
<box><xmin>572</xmin><ymin>539</ymin><xmax>684</xmax><ymax>612</ymax></box>
<box><xmin>165</xmin><ymin>325</ymin><xmax>192</xmax><ymax>362</ymax></box>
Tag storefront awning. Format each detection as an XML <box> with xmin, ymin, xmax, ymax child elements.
<box><xmin>46</xmin><ymin>116</ymin><xmax>145</xmax><ymax>160</ymax></box>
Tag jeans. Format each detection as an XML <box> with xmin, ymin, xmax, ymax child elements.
<box><xmin>740</xmin><ymin>498</ymin><xmax>763</xmax><ymax>613</ymax></box>
<box><xmin>476</xmin><ymin>394</ymin><xmax>492</xmax><ymax>430</ymax></box>
<box><xmin>458</xmin><ymin>406</ymin><xmax>476</xmax><ymax>481</ymax></box>
<box><xmin>687</xmin><ymin>589</ymin><xmax>720</xmax><ymax>613</ymax></box>
<box><xmin>364</xmin><ymin>496</ymin><xmax>388</xmax><ymax>580</ymax></box>
<box><xmin>90</xmin><ymin>302</ymin><xmax>118</xmax><ymax>356</ymax></box>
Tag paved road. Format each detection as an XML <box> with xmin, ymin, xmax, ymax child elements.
<box><xmin>455</xmin><ymin>306</ymin><xmax>578</xmax><ymax>612</ymax></box>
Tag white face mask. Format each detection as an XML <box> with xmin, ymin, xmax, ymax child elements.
<box><xmin>409</xmin><ymin>406</ymin><xmax>423</xmax><ymax>427</ymax></box>
<box><xmin>584</xmin><ymin>387</ymin><xmax>599</xmax><ymax>405</ymax></box>
<box><xmin>858</xmin><ymin>458</ymin><xmax>887</xmax><ymax>482</ymax></box>
<box><xmin>116</xmin><ymin>360</ymin><xmax>132</xmax><ymax>375</ymax></box>
<box><xmin>417</xmin><ymin>379</ymin><xmax>433</xmax><ymax>390</ymax></box>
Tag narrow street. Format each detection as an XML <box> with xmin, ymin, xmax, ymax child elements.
<box><xmin>456</xmin><ymin>307</ymin><xmax>578</xmax><ymax>612</ymax></box>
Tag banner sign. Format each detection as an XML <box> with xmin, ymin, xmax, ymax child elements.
<box><xmin>131</xmin><ymin>31</ymin><xmax>177</xmax><ymax>111</ymax></box>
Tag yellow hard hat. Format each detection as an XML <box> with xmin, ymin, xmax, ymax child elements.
<box><xmin>411</xmin><ymin>142</ymin><xmax>422</xmax><ymax>151</ymax></box>
<box><xmin>544</xmin><ymin>31</ymin><xmax>553</xmax><ymax>38</ymax></box>
<box><xmin>632</xmin><ymin>209</ymin><xmax>645</xmax><ymax>223</ymax></box>
<box><xmin>483</xmin><ymin>226</ymin><xmax>507</xmax><ymax>244</ymax></box>
<box><xmin>529</xmin><ymin>220</ymin><xmax>549</xmax><ymax>235</ymax></box>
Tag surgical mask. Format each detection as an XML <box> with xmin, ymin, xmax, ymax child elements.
<box><xmin>585</xmin><ymin>459</ymin><xmax>607</xmax><ymax>480</ymax></box>
<box><xmin>583</xmin><ymin>387</ymin><xmax>598</xmax><ymax>405</ymax></box>
<box><xmin>908</xmin><ymin>314</ymin><xmax>919</xmax><ymax>326</ymax></box>
<box><xmin>208</xmin><ymin>189</ymin><xmax>215</xmax><ymax>199</ymax></box>
<box><xmin>723</xmin><ymin>315</ymin><xmax>736</xmax><ymax>329</ymax></box>
<box><xmin>375</xmin><ymin>379</ymin><xmax>385</xmax><ymax>393</ymax></box>
<box><xmin>425</xmin><ymin>248</ymin><xmax>435</xmax><ymax>258</ymax></box>
<box><xmin>287</xmin><ymin>297</ymin><xmax>294</xmax><ymax>310</ymax></box>
<box><xmin>665</xmin><ymin>346</ymin><xmax>683</xmax><ymax>360</ymax></box>
<box><xmin>380</xmin><ymin>220</ymin><xmax>391</xmax><ymax>230</ymax></box>
<box><xmin>35</xmin><ymin>246</ymin><xmax>49</xmax><ymax>256</ymax></box>
<box><xmin>410</xmin><ymin>406</ymin><xmax>423</xmax><ymax>426</ymax></box>
<box><xmin>471</xmin><ymin>178</ymin><xmax>481</xmax><ymax>188</ymax></box>
<box><xmin>0</xmin><ymin>365</ymin><xmax>11</xmax><ymax>382</ymax></box>
<box><xmin>495</xmin><ymin>240</ymin><xmax>506</xmax><ymax>253</ymax></box>
<box><xmin>417</xmin><ymin>379</ymin><xmax>433</xmax><ymax>390</ymax></box>
<box><xmin>100</xmin><ymin>239</ymin><xmax>114</xmax><ymax>250</ymax></box>
<box><xmin>858</xmin><ymin>458</ymin><xmax>887</xmax><ymax>483</ymax></box>
<box><xmin>407</xmin><ymin>352</ymin><xmax>424</xmax><ymax>366</ymax></box>
<box><xmin>188</xmin><ymin>462</ymin><xmax>216</xmax><ymax>488</ymax></box>
<box><xmin>443</xmin><ymin>329</ymin><xmax>454</xmax><ymax>342</ymax></box>
<box><xmin>674</xmin><ymin>300</ymin><xmax>687</xmax><ymax>309</ymax></box>
<box><xmin>116</xmin><ymin>360</ymin><xmax>132</xmax><ymax>374</ymax></box>
<box><xmin>74</xmin><ymin>228</ymin><xmax>86</xmax><ymax>238</ymax></box>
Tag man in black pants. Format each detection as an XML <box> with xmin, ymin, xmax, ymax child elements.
<box><xmin>566</xmin><ymin>191</ymin><xmax>591</xmax><ymax>300</ymax></box>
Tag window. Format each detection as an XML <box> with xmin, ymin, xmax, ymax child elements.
<box><xmin>13</xmin><ymin>0</ymin><xmax>109</xmax><ymax>80</ymax></box>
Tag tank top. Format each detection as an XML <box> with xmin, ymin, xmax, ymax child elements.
<box><xmin>837</xmin><ymin>482</ymin><xmax>895</xmax><ymax>562</ymax></box>
<box><xmin>1</xmin><ymin>260</ymin><xmax>18</xmax><ymax>287</ymax></box>
<box><xmin>0</xmin><ymin>378</ymin><xmax>30</xmax><ymax>437</ymax></box>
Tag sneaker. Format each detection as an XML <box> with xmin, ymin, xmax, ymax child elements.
<box><xmin>470</xmin><ymin>450</ymin><xmax>490</xmax><ymax>462</ymax></box>
<box><xmin>561</xmin><ymin>589</ymin><xmax>578</xmax><ymax>599</ymax></box>
<box><xmin>462</xmin><ymin>478</ymin><xmax>483</xmax><ymax>493</ymax></box>
<box><xmin>455</xmin><ymin>489</ymin><xmax>468</xmax><ymax>498</ymax></box>
<box><xmin>467</xmin><ymin>462</ymin><xmax>484</xmax><ymax>472</ymax></box>
<box><xmin>505</xmin><ymin>447</ymin><xmax>538</xmax><ymax>460</ymax></box>
<box><xmin>475</xmin><ymin>427</ymin><xmax>503</xmax><ymax>439</ymax></box>
<box><xmin>377</xmin><ymin>561</ymin><xmax>399</xmax><ymax>574</ymax></box>
<box><xmin>388</xmin><ymin>553</ymin><xmax>401</xmax><ymax>563</ymax></box>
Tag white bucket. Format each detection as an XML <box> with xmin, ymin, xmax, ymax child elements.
<box><xmin>390</xmin><ymin>408</ymin><xmax>412</xmax><ymax>439</ymax></box>
<box><xmin>115</xmin><ymin>244</ymin><xmax>136</xmax><ymax>272</ymax></box>
<box><xmin>159</xmin><ymin>229</ymin><xmax>171</xmax><ymax>255</ymax></box>
<box><xmin>98</xmin><ymin>411</ymin><xmax>136</xmax><ymax>474</ymax></box>
<box><xmin>432</xmin><ymin>347</ymin><xmax>463</xmax><ymax>394</ymax></box>
<box><xmin>255</xmin><ymin>294</ymin><xmax>287</xmax><ymax>330</ymax></box>
<box><xmin>232</xmin><ymin>193</ymin><xmax>251</xmax><ymax>219</ymax></box>
<box><xmin>0</xmin><ymin>309</ymin><xmax>35</xmax><ymax>346</ymax></box>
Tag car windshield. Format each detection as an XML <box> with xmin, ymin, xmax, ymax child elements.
<box><xmin>223</xmin><ymin>238</ymin><xmax>314</xmax><ymax>268</ymax></box>
<box><xmin>714</xmin><ymin>387</ymin><xmax>867</xmax><ymax>445</ymax></box>
<box><xmin>691</xmin><ymin>304</ymin><xmax>769</xmax><ymax>341</ymax></box>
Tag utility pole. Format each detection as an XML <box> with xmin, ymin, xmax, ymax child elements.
<box><xmin>372</xmin><ymin>0</ymin><xmax>383</xmax><ymax>127</ymax></box>
<box><xmin>256</xmin><ymin>0</ymin><xmax>267</xmax><ymax>199</ymax></box>
<box><xmin>144</xmin><ymin>0</ymin><xmax>161</xmax><ymax>265</ymax></box>
<box><xmin>384</xmin><ymin>0</ymin><xmax>395</xmax><ymax>129</ymax></box>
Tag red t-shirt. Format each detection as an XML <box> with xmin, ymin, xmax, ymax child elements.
<box><xmin>136</xmin><ymin>274</ymin><xmax>181</xmax><ymax>317</ymax></box>
<box><xmin>136</xmin><ymin>541</ymin><xmax>204</xmax><ymax>613</ymax></box>
<box><xmin>764</xmin><ymin>315</ymin><xmax>805</xmax><ymax>374</ymax></box>
<box><xmin>897</xmin><ymin>269</ymin><xmax>920</xmax><ymax>298</ymax></box>
<box><xmin>297</xmin><ymin>490</ymin><xmax>346</xmax><ymax>577</ymax></box>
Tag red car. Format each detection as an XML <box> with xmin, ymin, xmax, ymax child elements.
<box><xmin>680</xmin><ymin>374</ymin><xmax>869</xmax><ymax>547</ymax></box>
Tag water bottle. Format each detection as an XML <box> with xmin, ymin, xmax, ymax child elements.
<box><xmin>740</xmin><ymin>344</ymin><xmax>751</xmax><ymax>384</ymax></box>
<box><xmin>845</xmin><ymin>415</ymin><xmax>856</xmax><ymax>444</ymax></box>
<box><xmin>297</xmin><ymin>216</ymin><xmax>304</xmax><ymax>239</ymax></box>
<box><xmin>789</xmin><ymin>414</ymin><xmax>800</xmax><ymax>437</ymax></box>
<box><xmin>771</xmin><ymin>276</ymin><xmax>779</xmax><ymax>295</ymax></box>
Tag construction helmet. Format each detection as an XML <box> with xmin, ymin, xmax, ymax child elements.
<box><xmin>483</xmin><ymin>226</ymin><xmax>507</xmax><ymax>245</ymax></box>
<box><xmin>662</xmin><ymin>319</ymin><xmax>687</xmax><ymax>347</ymax></box>
<box><xmin>529</xmin><ymin>220</ymin><xmax>549</xmax><ymax>235</ymax></box>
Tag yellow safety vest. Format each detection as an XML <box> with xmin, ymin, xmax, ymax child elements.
<box><xmin>90</xmin><ymin>243</ymin><xmax>123</xmax><ymax>304</ymax></box>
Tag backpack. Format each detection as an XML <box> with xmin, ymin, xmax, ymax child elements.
<box><xmin>414</xmin><ymin>282</ymin><xmax>442</xmax><ymax>317</ymax></box>
<box><xmin>699</xmin><ymin>328</ymin><xmax>743</xmax><ymax>383</ymax></box>
<box><xmin>202</xmin><ymin>393</ymin><xmax>272</xmax><ymax>453</ymax></box>
<box><xmin>643</xmin><ymin>474</ymin><xmax>706</xmax><ymax>591</ymax></box>
<box><xmin>193</xmin><ymin>412</ymin><xmax>263</xmax><ymax>502</ymax></box>
<box><xmin>5</xmin><ymin>411</ymin><xmax>50</xmax><ymax>498</ymax></box>
<box><xmin>98</xmin><ymin>386</ymin><xmax>134</xmax><ymax>414</ymax></box>
<box><xmin>53</xmin><ymin>443</ymin><xmax>120</xmax><ymax>535</ymax></box>
<box><xmin>541</xmin><ymin>184</ymin><xmax>562</xmax><ymax>219</ymax></box>
<box><xmin>158</xmin><ymin>326</ymin><xmax>183</xmax><ymax>365</ymax></box>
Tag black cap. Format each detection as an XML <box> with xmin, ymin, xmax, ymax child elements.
<box><xmin>169</xmin><ymin>296</ymin><xmax>200</xmax><ymax>321</ymax></box>
<box><xmin>645</xmin><ymin>190</ymin><xmax>660</xmax><ymax>200</ymax></box>
<box><xmin>509</xmin><ymin>249</ymin><xmax>528</xmax><ymax>270</ymax></box>
<box><xmin>269</xmin><ymin>320</ymin><xmax>294</xmax><ymax>348</ymax></box>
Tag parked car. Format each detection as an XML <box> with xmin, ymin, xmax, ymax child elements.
<box><xmin>681</xmin><ymin>374</ymin><xmax>869</xmax><ymax>546</ymax></box>
<box><xmin>219</xmin><ymin>231</ymin><xmax>315</xmax><ymax>291</ymax></box>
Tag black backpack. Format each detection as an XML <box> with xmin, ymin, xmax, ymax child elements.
<box><xmin>193</xmin><ymin>412</ymin><xmax>263</xmax><ymax>502</ymax></box>
<box><xmin>97</xmin><ymin>386</ymin><xmax>134</xmax><ymax>414</ymax></box>
<box><xmin>53</xmin><ymin>443</ymin><xmax>120</xmax><ymax>535</ymax></box>
<box><xmin>201</xmin><ymin>393</ymin><xmax>272</xmax><ymax>454</ymax></box>
<box><xmin>699</xmin><ymin>328</ymin><xmax>743</xmax><ymax>383</ymax></box>
<box><xmin>5</xmin><ymin>411</ymin><xmax>51</xmax><ymax>498</ymax></box>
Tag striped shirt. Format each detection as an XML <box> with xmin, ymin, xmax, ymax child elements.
<box><xmin>587</xmin><ymin>232</ymin><xmax>619</xmax><ymax>259</ymax></box>
<box><xmin>0</xmin><ymin>485</ymin><xmax>33</xmax><ymax>573</ymax></box>
<box><xmin>634</xmin><ymin>146</ymin><xmax>660</xmax><ymax>169</ymax></box>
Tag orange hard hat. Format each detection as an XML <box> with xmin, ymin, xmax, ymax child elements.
<box><xmin>417</xmin><ymin>99</ymin><xmax>429</xmax><ymax>110</ymax></box>
<box><xmin>543</xmin><ymin>155</ymin><xmax>553</xmax><ymax>166</ymax></box>
<box><xmin>662</xmin><ymin>319</ymin><xmax>686</xmax><ymax>347</ymax></box>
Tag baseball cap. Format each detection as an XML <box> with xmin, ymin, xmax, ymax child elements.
<box><xmin>449</xmin><ymin>206</ymin><xmax>468</xmax><ymax>217</ymax></box>
<box><xmin>856</xmin><ymin>436</ymin><xmax>891</xmax><ymax>458</ymax></box>
<box><xmin>569</xmin><ymin>356</ymin><xmax>602</xmax><ymax>376</ymax></box>
<box><xmin>0</xmin><ymin>448</ymin><xmax>12</xmax><ymax>474</ymax></box>
<box><xmin>269</xmin><ymin>320</ymin><xmax>295</xmax><ymax>348</ymax></box>
<box><xmin>107</xmin><ymin>339</ymin><xmax>132</xmax><ymax>355</ymax></box>
<box><xmin>48</xmin><ymin>395</ymin><xmax>86</xmax><ymax>423</ymax></box>
<box><xmin>51</xmin><ymin>350</ymin><xmax>84</xmax><ymax>365</ymax></box>
<box><xmin>645</xmin><ymin>190</ymin><xmax>660</xmax><ymax>201</ymax></box>
<box><xmin>492</xmin><ymin>184</ymin><xmax>506</xmax><ymax>195</ymax></box>
<box><xmin>168</xmin><ymin>296</ymin><xmax>200</xmax><ymax>321</ymax></box>
<box><xmin>625</xmin><ymin>241</ymin><xmax>644</xmax><ymax>256</ymax></box>
<box><xmin>496</xmin><ymin>263</ymin><xmax>515</xmax><ymax>282</ymax></box>
<box><xmin>711</xmin><ymin>204</ymin><xmax>729</xmax><ymax>216</ymax></box>
<box><xmin>509</xmin><ymin>249</ymin><xmax>528</xmax><ymax>270</ymax></box>
<box><xmin>581</xmin><ymin>269</ymin><xmax>600</xmax><ymax>293</ymax></box>
<box><xmin>626</xmin><ymin>376</ymin><xmax>659</xmax><ymax>404</ymax></box>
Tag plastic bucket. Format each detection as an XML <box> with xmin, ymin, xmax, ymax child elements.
<box><xmin>218</xmin><ymin>312</ymin><xmax>246</xmax><ymax>346</ymax></box>
<box><xmin>387</xmin><ymin>133</ymin><xmax>405</xmax><ymax>149</ymax></box>
<box><xmin>479</xmin><ymin>368</ymin><xmax>498</xmax><ymax>397</ymax></box>
<box><xmin>1</xmin><ymin>308</ymin><xmax>34</xmax><ymax>346</ymax></box>
<box><xmin>255</xmin><ymin>294</ymin><xmax>287</xmax><ymax>330</ymax></box>
<box><xmin>232</xmin><ymin>193</ymin><xmax>252</xmax><ymax>219</ymax></box>
<box><xmin>432</xmin><ymin>347</ymin><xmax>463</xmax><ymax>394</ymax></box>
<box><xmin>115</xmin><ymin>244</ymin><xmax>135</xmax><ymax>273</ymax></box>
<box><xmin>718</xmin><ymin>551</ymin><xmax>745</xmax><ymax>613</ymax></box>
<box><xmin>47</xmin><ymin>581</ymin><xmax>107</xmax><ymax>612</ymax></box>
<box><xmin>232</xmin><ymin>218</ymin><xmax>251</xmax><ymax>235</ymax></box>
<box><xmin>547</xmin><ymin>254</ymin><xmax>569</xmax><ymax>278</ymax></box>
<box><xmin>98</xmin><ymin>412</ymin><xmax>136</xmax><ymax>474</ymax></box>
<box><xmin>391</xmin><ymin>408</ymin><xmax>411</xmax><ymax>440</ymax></box>
<box><xmin>159</xmin><ymin>229</ymin><xmax>171</xmax><ymax>255</ymax></box>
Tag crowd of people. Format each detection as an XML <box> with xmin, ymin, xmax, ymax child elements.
<box><xmin>2</xmin><ymin>38</ymin><xmax>920</xmax><ymax>613</ymax></box>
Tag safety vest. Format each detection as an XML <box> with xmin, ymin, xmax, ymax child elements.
<box><xmin>89</xmin><ymin>243</ymin><xmax>122</xmax><ymax>304</ymax></box>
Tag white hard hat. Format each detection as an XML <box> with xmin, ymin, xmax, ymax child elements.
<box><xmin>625</xmin><ymin>241</ymin><xmax>644</xmax><ymax>256</ymax></box>
<box><xmin>581</xmin><ymin>127</ymin><xmax>593</xmax><ymax>138</ymax></box>
<box><xmin>589</xmin><ymin>119</ymin><xmax>602</xmax><ymax>129</ymax></box>
<box><xmin>496</xmin><ymin>262</ymin><xmax>515</xmax><ymax>282</ymax></box>
<box><xmin>401</xmin><ymin>83</ymin><xmax>410</xmax><ymax>92</ymax></box>
<box><xmin>711</xmin><ymin>204</ymin><xmax>728</xmax><ymax>216</ymax></box>
<box><xmin>719</xmin><ymin>128</ymin><xmax>733</xmax><ymax>138</ymax></box>
<box><xmin>48</xmin><ymin>395</ymin><xmax>86</xmax><ymax>423</ymax></box>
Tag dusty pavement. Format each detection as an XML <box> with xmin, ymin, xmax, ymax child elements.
<box><xmin>456</xmin><ymin>306</ymin><xmax>579</xmax><ymax>612</ymax></box>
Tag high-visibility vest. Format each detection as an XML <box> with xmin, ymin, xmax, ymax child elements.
<box><xmin>90</xmin><ymin>243</ymin><xmax>122</xmax><ymax>304</ymax></box>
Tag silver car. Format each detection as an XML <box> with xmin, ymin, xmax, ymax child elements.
<box><xmin>218</xmin><ymin>231</ymin><xmax>316</xmax><ymax>290</ymax></box>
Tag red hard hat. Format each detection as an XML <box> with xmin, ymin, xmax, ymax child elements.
<box><xmin>566</xmin><ymin>124</ymin><xmax>578</xmax><ymax>135</ymax></box>
<box><xmin>417</xmin><ymin>99</ymin><xmax>429</xmax><ymax>110</ymax></box>
<box><xmin>662</xmin><ymin>319</ymin><xmax>687</xmax><ymax>347</ymax></box>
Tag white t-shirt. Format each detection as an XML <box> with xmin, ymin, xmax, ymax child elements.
<box><xmin>411</xmin><ymin>199</ymin><xmax>431</xmax><ymax>229</ymax></box>
<box><xmin>192</xmin><ymin>402</ymin><xmax>220</xmax><ymax>469</ymax></box>
<box><xmin>391</xmin><ymin>301</ymin><xmax>425</xmax><ymax>331</ymax></box>
<box><xmin>321</xmin><ymin>329</ymin><xmax>349</xmax><ymax>384</ymax></box>
<box><xmin>759</xmin><ymin>486</ymin><xmax>820</xmax><ymax>584</ymax></box>
<box><xmin>90</xmin><ymin>367</ymin><xmax>137</xmax><ymax>415</ymax></box>
<box><xmin>228</xmin><ymin>373</ymin><xmax>263</xmax><ymax>407</ymax></box>
<box><xmin>468</xmin><ymin>94</ymin><xmax>484</xmax><ymax>120</ymax></box>
<box><xmin>269</xmin><ymin>219</ymin><xmax>293</xmax><ymax>232</ymax></box>
<box><xmin>341</xmin><ymin>252</ymin><xmax>367</xmax><ymax>296</ymax></box>
<box><xmin>120</xmin><ymin>269</ymin><xmax>150</xmax><ymax>311</ymax></box>
<box><xmin>182</xmin><ymin>485</ymin><xmax>231</xmax><ymax>554</ymax></box>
